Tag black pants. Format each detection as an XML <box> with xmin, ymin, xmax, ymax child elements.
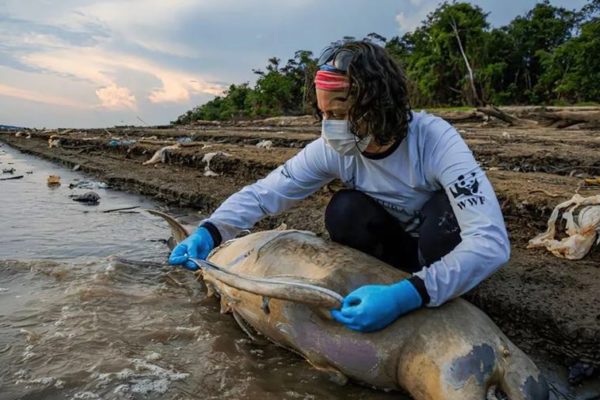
<box><xmin>325</xmin><ymin>190</ymin><xmax>461</xmax><ymax>273</ymax></box>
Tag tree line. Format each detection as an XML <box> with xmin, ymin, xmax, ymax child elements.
<box><xmin>174</xmin><ymin>0</ymin><xmax>599</xmax><ymax>124</ymax></box>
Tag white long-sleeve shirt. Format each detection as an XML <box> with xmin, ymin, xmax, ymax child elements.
<box><xmin>202</xmin><ymin>111</ymin><xmax>510</xmax><ymax>306</ymax></box>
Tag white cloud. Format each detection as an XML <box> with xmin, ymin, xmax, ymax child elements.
<box><xmin>0</xmin><ymin>83</ymin><xmax>89</xmax><ymax>108</ymax></box>
<box><xmin>96</xmin><ymin>84</ymin><xmax>136</xmax><ymax>109</ymax></box>
<box><xmin>70</xmin><ymin>0</ymin><xmax>211</xmax><ymax>57</ymax></box>
<box><xmin>21</xmin><ymin>47</ymin><xmax>223</xmax><ymax>106</ymax></box>
<box><xmin>76</xmin><ymin>0</ymin><xmax>201</xmax><ymax>27</ymax></box>
<box><xmin>395</xmin><ymin>0</ymin><xmax>438</xmax><ymax>34</ymax></box>
<box><xmin>395</xmin><ymin>12</ymin><xmax>419</xmax><ymax>34</ymax></box>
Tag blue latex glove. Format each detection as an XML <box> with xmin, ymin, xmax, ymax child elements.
<box><xmin>331</xmin><ymin>280</ymin><xmax>422</xmax><ymax>332</ymax></box>
<box><xmin>168</xmin><ymin>227</ymin><xmax>214</xmax><ymax>271</ymax></box>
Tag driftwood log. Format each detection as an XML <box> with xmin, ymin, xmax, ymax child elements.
<box><xmin>477</xmin><ymin>106</ymin><xmax>600</xmax><ymax>129</ymax></box>
<box><xmin>477</xmin><ymin>106</ymin><xmax>538</xmax><ymax>127</ymax></box>
<box><xmin>537</xmin><ymin>110</ymin><xmax>600</xmax><ymax>128</ymax></box>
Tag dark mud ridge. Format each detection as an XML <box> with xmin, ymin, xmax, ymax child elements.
<box><xmin>2</xmin><ymin>119</ymin><xmax>599</xmax><ymax>373</ymax></box>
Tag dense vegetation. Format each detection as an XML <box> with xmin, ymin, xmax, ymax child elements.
<box><xmin>174</xmin><ymin>0</ymin><xmax>599</xmax><ymax>124</ymax></box>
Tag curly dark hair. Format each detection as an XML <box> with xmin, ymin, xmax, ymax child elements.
<box><xmin>312</xmin><ymin>40</ymin><xmax>412</xmax><ymax>146</ymax></box>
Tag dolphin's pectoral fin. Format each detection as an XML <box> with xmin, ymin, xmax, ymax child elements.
<box><xmin>203</xmin><ymin>274</ymin><xmax>224</xmax><ymax>300</ymax></box>
<box><xmin>220</xmin><ymin>299</ymin><xmax>232</xmax><ymax>314</ymax></box>
<box><xmin>205</xmin><ymin>282</ymin><xmax>216</xmax><ymax>298</ymax></box>
<box><xmin>308</xmin><ymin>360</ymin><xmax>348</xmax><ymax>386</ymax></box>
<box><xmin>326</xmin><ymin>369</ymin><xmax>349</xmax><ymax>386</ymax></box>
<box><xmin>302</xmin><ymin>350</ymin><xmax>348</xmax><ymax>386</ymax></box>
<box><xmin>219</xmin><ymin>293</ymin><xmax>240</xmax><ymax>314</ymax></box>
<box><xmin>261</xmin><ymin>296</ymin><xmax>271</xmax><ymax>314</ymax></box>
<box><xmin>232</xmin><ymin>310</ymin><xmax>268</xmax><ymax>345</ymax></box>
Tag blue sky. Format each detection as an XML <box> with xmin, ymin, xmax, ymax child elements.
<box><xmin>0</xmin><ymin>0</ymin><xmax>588</xmax><ymax>128</ymax></box>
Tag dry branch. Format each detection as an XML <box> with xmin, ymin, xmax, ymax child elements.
<box><xmin>477</xmin><ymin>106</ymin><xmax>537</xmax><ymax>127</ymax></box>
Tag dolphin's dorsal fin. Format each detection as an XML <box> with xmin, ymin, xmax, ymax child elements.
<box><xmin>146</xmin><ymin>209</ymin><xmax>192</xmax><ymax>244</ymax></box>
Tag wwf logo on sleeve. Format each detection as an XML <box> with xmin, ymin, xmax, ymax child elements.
<box><xmin>280</xmin><ymin>165</ymin><xmax>291</xmax><ymax>179</ymax></box>
<box><xmin>450</xmin><ymin>172</ymin><xmax>485</xmax><ymax>209</ymax></box>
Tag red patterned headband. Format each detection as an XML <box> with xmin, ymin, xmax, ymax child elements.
<box><xmin>315</xmin><ymin>70</ymin><xmax>350</xmax><ymax>91</ymax></box>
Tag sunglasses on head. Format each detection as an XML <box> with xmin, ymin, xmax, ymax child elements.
<box><xmin>317</xmin><ymin>43</ymin><xmax>354</xmax><ymax>74</ymax></box>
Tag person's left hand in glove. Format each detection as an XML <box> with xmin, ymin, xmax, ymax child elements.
<box><xmin>330</xmin><ymin>280</ymin><xmax>423</xmax><ymax>332</ymax></box>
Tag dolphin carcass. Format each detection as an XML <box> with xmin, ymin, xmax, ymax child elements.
<box><xmin>151</xmin><ymin>210</ymin><xmax>548</xmax><ymax>400</ymax></box>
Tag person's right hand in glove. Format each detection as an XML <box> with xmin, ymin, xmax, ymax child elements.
<box><xmin>168</xmin><ymin>227</ymin><xmax>214</xmax><ymax>270</ymax></box>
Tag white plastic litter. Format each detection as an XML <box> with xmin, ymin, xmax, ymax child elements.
<box><xmin>528</xmin><ymin>194</ymin><xmax>600</xmax><ymax>259</ymax></box>
<box><xmin>202</xmin><ymin>152</ymin><xmax>230</xmax><ymax>177</ymax></box>
<box><xmin>256</xmin><ymin>140</ymin><xmax>273</xmax><ymax>149</ymax></box>
<box><xmin>143</xmin><ymin>144</ymin><xmax>181</xmax><ymax>165</ymax></box>
<box><xmin>48</xmin><ymin>135</ymin><xmax>61</xmax><ymax>148</ymax></box>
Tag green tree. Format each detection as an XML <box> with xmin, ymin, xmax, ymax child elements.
<box><xmin>248</xmin><ymin>52</ymin><xmax>316</xmax><ymax>117</ymax></box>
<box><xmin>173</xmin><ymin>1</ymin><xmax>599</xmax><ymax>124</ymax></box>
<box><xmin>387</xmin><ymin>2</ymin><xmax>490</xmax><ymax>106</ymax></box>
<box><xmin>538</xmin><ymin>16</ymin><xmax>600</xmax><ymax>102</ymax></box>
<box><xmin>503</xmin><ymin>0</ymin><xmax>577</xmax><ymax>103</ymax></box>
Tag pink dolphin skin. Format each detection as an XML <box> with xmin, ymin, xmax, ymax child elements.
<box><xmin>152</xmin><ymin>210</ymin><xmax>548</xmax><ymax>400</ymax></box>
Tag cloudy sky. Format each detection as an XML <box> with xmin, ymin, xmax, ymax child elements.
<box><xmin>0</xmin><ymin>0</ymin><xmax>587</xmax><ymax>128</ymax></box>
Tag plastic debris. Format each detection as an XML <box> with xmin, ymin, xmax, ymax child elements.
<box><xmin>69</xmin><ymin>191</ymin><xmax>100</xmax><ymax>204</ymax></box>
<box><xmin>0</xmin><ymin>175</ymin><xmax>23</xmax><ymax>181</ymax></box>
<box><xmin>48</xmin><ymin>136</ymin><xmax>61</xmax><ymax>148</ymax></box>
<box><xmin>69</xmin><ymin>180</ymin><xmax>108</xmax><ymax>190</ymax></box>
<box><xmin>583</xmin><ymin>176</ymin><xmax>600</xmax><ymax>186</ymax></box>
<box><xmin>108</xmin><ymin>139</ymin><xmax>137</xmax><ymax>147</ymax></box>
<box><xmin>47</xmin><ymin>175</ymin><xmax>61</xmax><ymax>186</ymax></box>
<box><xmin>256</xmin><ymin>140</ymin><xmax>273</xmax><ymax>149</ymax></box>
<box><xmin>528</xmin><ymin>194</ymin><xmax>600</xmax><ymax>259</ymax></box>
<box><xmin>202</xmin><ymin>152</ymin><xmax>230</xmax><ymax>177</ymax></box>
<box><xmin>15</xmin><ymin>131</ymin><xmax>31</xmax><ymax>139</ymax></box>
<box><xmin>568</xmin><ymin>362</ymin><xmax>597</xmax><ymax>385</ymax></box>
<box><xmin>143</xmin><ymin>144</ymin><xmax>181</xmax><ymax>166</ymax></box>
<box><xmin>176</xmin><ymin>137</ymin><xmax>192</xmax><ymax>144</ymax></box>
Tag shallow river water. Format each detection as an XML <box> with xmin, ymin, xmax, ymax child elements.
<box><xmin>1</xmin><ymin>143</ymin><xmax>598</xmax><ymax>400</ymax></box>
<box><xmin>0</xmin><ymin>144</ymin><xmax>402</xmax><ymax>400</ymax></box>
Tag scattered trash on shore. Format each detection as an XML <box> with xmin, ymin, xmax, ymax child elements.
<box><xmin>202</xmin><ymin>152</ymin><xmax>230</xmax><ymax>177</ymax></box>
<box><xmin>102</xmin><ymin>205</ymin><xmax>139</xmax><ymax>213</ymax></box>
<box><xmin>568</xmin><ymin>362</ymin><xmax>598</xmax><ymax>385</ymax></box>
<box><xmin>143</xmin><ymin>144</ymin><xmax>181</xmax><ymax>166</ymax></box>
<box><xmin>48</xmin><ymin>135</ymin><xmax>60</xmax><ymax>148</ymax></box>
<box><xmin>0</xmin><ymin>175</ymin><xmax>23</xmax><ymax>181</ymax></box>
<box><xmin>47</xmin><ymin>175</ymin><xmax>61</xmax><ymax>186</ymax></box>
<box><xmin>255</xmin><ymin>140</ymin><xmax>273</xmax><ymax>149</ymax></box>
<box><xmin>176</xmin><ymin>137</ymin><xmax>192</xmax><ymax>144</ymax></box>
<box><xmin>528</xmin><ymin>193</ymin><xmax>600</xmax><ymax>259</ymax></box>
<box><xmin>584</xmin><ymin>176</ymin><xmax>600</xmax><ymax>186</ymax></box>
<box><xmin>108</xmin><ymin>139</ymin><xmax>136</xmax><ymax>148</ymax></box>
<box><xmin>69</xmin><ymin>179</ymin><xmax>108</xmax><ymax>190</ymax></box>
<box><xmin>69</xmin><ymin>191</ymin><xmax>100</xmax><ymax>205</ymax></box>
<box><xmin>15</xmin><ymin>131</ymin><xmax>31</xmax><ymax>139</ymax></box>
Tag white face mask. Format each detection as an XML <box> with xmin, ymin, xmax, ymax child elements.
<box><xmin>321</xmin><ymin>119</ymin><xmax>372</xmax><ymax>156</ymax></box>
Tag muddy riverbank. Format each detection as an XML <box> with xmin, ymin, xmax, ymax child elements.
<box><xmin>1</xmin><ymin>114</ymin><xmax>599</xmax><ymax>386</ymax></box>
